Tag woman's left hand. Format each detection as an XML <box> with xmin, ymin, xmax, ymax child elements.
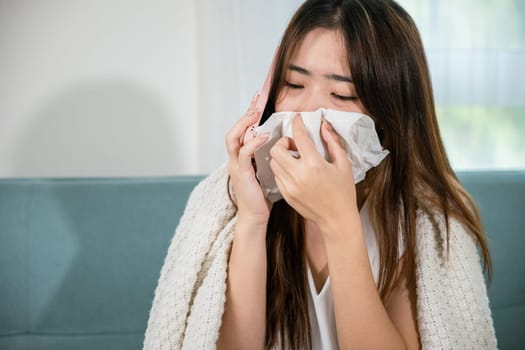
<box><xmin>269</xmin><ymin>114</ymin><xmax>359</xmax><ymax>235</ymax></box>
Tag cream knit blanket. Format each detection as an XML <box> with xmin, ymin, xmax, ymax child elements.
<box><xmin>143</xmin><ymin>164</ymin><xmax>497</xmax><ymax>350</ymax></box>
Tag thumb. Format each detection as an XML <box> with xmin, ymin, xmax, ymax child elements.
<box><xmin>321</xmin><ymin>120</ymin><xmax>348</xmax><ymax>167</ymax></box>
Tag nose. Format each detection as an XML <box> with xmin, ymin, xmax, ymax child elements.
<box><xmin>297</xmin><ymin>85</ymin><xmax>326</xmax><ymax>112</ymax></box>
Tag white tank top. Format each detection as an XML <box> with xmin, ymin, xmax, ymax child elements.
<box><xmin>305</xmin><ymin>199</ymin><xmax>381</xmax><ymax>350</ymax></box>
<box><xmin>273</xmin><ymin>199</ymin><xmax>389</xmax><ymax>349</ymax></box>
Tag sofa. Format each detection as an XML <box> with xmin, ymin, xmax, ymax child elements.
<box><xmin>0</xmin><ymin>171</ymin><xmax>524</xmax><ymax>349</ymax></box>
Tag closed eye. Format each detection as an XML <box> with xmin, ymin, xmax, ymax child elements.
<box><xmin>285</xmin><ymin>81</ymin><xmax>304</xmax><ymax>89</ymax></box>
<box><xmin>331</xmin><ymin>93</ymin><xmax>358</xmax><ymax>101</ymax></box>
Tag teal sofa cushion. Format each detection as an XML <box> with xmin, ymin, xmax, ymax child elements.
<box><xmin>0</xmin><ymin>171</ymin><xmax>523</xmax><ymax>349</ymax></box>
<box><xmin>0</xmin><ymin>177</ymin><xmax>202</xmax><ymax>350</ymax></box>
<box><xmin>458</xmin><ymin>172</ymin><xmax>525</xmax><ymax>350</ymax></box>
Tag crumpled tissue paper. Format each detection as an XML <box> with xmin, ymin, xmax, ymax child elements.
<box><xmin>253</xmin><ymin>108</ymin><xmax>389</xmax><ymax>203</ymax></box>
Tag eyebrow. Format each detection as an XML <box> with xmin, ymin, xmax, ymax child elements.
<box><xmin>288</xmin><ymin>64</ymin><xmax>353</xmax><ymax>83</ymax></box>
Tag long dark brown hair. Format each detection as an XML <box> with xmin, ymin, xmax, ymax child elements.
<box><xmin>232</xmin><ymin>0</ymin><xmax>492</xmax><ymax>349</ymax></box>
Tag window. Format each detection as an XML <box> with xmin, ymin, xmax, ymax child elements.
<box><xmin>399</xmin><ymin>0</ymin><xmax>525</xmax><ymax>170</ymax></box>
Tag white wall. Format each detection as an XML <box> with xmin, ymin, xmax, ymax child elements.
<box><xmin>0</xmin><ymin>0</ymin><xmax>196</xmax><ymax>176</ymax></box>
<box><xmin>2</xmin><ymin>0</ymin><xmax>521</xmax><ymax>177</ymax></box>
<box><xmin>0</xmin><ymin>0</ymin><xmax>302</xmax><ymax>177</ymax></box>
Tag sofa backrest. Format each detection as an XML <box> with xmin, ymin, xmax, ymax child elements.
<box><xmin>0</xmin><ymin>171</ymin><xmax>523</xmax><ymax>349</ymax></box>
<box><xmin>457</xmin><ymin>171</ymin><xmax>525</xmax><ymax>350</ymax></box>
<box><xmin>0</xmin><ymin>176</ymin><xmax>202</xmax><ymax>350</ymax></box>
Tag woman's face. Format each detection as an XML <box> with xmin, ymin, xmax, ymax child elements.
<box><xmin>275</xmin><ymin>28</ymin><xmax>367</xmax><ymax>114</ymax></box>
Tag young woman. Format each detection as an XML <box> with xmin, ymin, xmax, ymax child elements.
<box><xmin>143</xmin><ymin>1</ymin><xmax>496</xmax><ymax>349</ymax></box>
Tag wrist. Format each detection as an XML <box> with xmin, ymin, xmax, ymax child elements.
<box><xmin>237</xmin><ymin>210</ymin><xmax>269</xmax><ymax>228</ymax></box>
<box><xmin>235</xmin><ymin>216</ymin><xmax>268</xmax><ymax>240</ymax></box>
<box><xmin>319</xmin><ymin>210</ymin><xmax>362</xmax><ymax>244</ymax></box>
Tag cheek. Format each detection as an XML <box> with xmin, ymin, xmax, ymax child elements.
<box><xmin>274</xmin><ymin>90</ymin><xmax>293</xmax><ymax>112</ymax></box>
<box><xmin>344</xmin><ymin>101</ymin><xmax>368</xmax><ymax>114</ymax></box>
<box><xmin>354</xmin><ymin>100</ymin><xmax>370</xmax><ymax>115</ymax></box>
<box><xmin>274</xmin><ymin>88</ymin><xmax>308</xmax><ymax>112</ymax></box>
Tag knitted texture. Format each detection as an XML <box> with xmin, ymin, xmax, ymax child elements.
<box><xmin>143</xmin><ymin>164</ymin><xmax>497</xmax><ymax>349</ymax></box>
<box><xmin>414</xmin><ymin>208</ymin><xmax>497</xmax><ymax>349</ymax></box>
<box><xmin>143</xmin><ymin>164</ymin><xmax>237</xmax><ymax>349</ymax></box>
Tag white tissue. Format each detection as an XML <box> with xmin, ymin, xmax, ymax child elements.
<box><xmin>253</xmin><ymin>108</ymin><xmax>389</xmax><ymax>203</ymax></box>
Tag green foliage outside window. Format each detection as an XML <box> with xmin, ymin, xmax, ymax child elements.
<box><xmin>399</xmin><ymin>0</ymin><xmax>525</xmax><ymax>170</ymax></box>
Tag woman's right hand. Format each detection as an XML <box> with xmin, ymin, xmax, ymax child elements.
<box><xmin>226</xmin><ymin>94</ymin><xmax>271</xmax><ymax>229</ymax></box>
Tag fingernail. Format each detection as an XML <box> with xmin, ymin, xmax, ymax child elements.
<box><xmin>324</xmin><ymin>120</ymin><xmax>334</xmax><ymax>132</ymax></box>
<box><xmin>258</xmin><ymin>132</ymin><xmax>270</xmax><ymax>140</ymax></box>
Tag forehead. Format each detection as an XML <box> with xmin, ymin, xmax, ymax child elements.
<box><xmin>290</xmin><ymin>28</ymin><xmax>350</xmax><ymax>75</ymax></box>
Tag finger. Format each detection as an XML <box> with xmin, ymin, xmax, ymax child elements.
<box><xmin>273</xmin><ymin>136</ymin><xmax>297</xmax><ymax>153</ymax></box>
<box><xmin>322</xmin><ymin>119</ymin><xmax>345</xmax><ymax>147</ymax></box>
<box><xmin>237</xmin><ymin>133</ymin><xmax>269</xmax><ymax>170</ymax></box>
<box><xmin>269</xmin><ymin>157</ymin><xmax>291</xmax><ymax>194</ymax></box>
<box><xmin>269</xmin><ymin>137</ymin><xmax>298</xmax><ymax>175</ymax></box>
<box><xmin>225</xmin><ymin>109</ymin><xmax>262</xmax><ymax>157</ymax></box>
<box><xmin>248</xmin><ymin>91</ymin><xmax>260</xmax><ymax>110</ymax></box>
<box><xmin>225</xmin><ymin>93</ymin><xmax>263</xmax><ymax>156</ymax></box>
<box><xmin>291</xmin><ymin>114</ymin><xmax>319</xmax><ymax>160</ymax></box>
<box><xmin>321</xmin><ymin>120</ymin><xmax>348</xmax><ymax>167</ymax></box>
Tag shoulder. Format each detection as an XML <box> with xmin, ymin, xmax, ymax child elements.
<box><xmin>184</xmin><ymin>162</ymin><xmax>235</xmax><ymax>217</ymax></box>
<box><xmin>414</xmin><ymin>206</ymin><xmax>479</xmax><ymax>258</ymax></box>
<box><xmin>413</xmin><ymin>206</ymin><xmax>481</xmax><ymax>279</ymax></box>
<box><xmin>170</xmin><ymin>162</ymin><xmax>236</xmax><ymax>253</ymax></box>
<box><xmin>413</xmin><ymin>207</ymin><xmax>497</xmax><ymax>348</ymax></box>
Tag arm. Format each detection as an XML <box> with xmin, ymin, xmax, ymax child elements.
<box><xmin>269</xmin><ymin>116</ymin><xmax>420</xmax><ymax>349</ymax></box>
<box><xmin>216</xmin><ymin>221</ymin><xmax>267</xmax><ymax>350</ymax></box>
<box><xmin>323</xmin><ymin>215</ymin><xmax>420</xmax><ymax>349</ymax></box>
<box><xmin>217</xmin><ymin>94</ymin><xmax>271</xmax><ymax>349</ymax></box>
